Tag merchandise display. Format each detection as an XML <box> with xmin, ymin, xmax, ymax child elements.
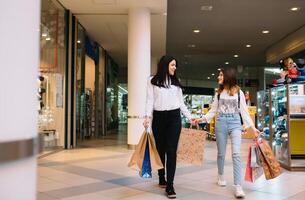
<box><xmin>270</xmin><ymin>85</ymin><xmax>289</xmax><ymax>164</ymax></box>
<box><xmin>257</xmin><ymin>90</ymin><xmax>270</xmax><ymax>140</ymax></box>
<box><xmin>273</xmin><ymin>58</ymin><xmax>305</xmax><ymax>86</ymax></box>
<box><xmin>258</xmin><ymin>83</ymin><xmax>305</xmax><ymax>170</ymax></box>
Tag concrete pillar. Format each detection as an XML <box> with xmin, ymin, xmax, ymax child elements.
<box><xmin>127</xmin><ymin>7</ymin><xmax>151</xmax><ymax>147</ymax></box>
<box><xmin>0</xmin><ymin>0</ymin><xmax>40</xmax><ymax>199</ymax></box>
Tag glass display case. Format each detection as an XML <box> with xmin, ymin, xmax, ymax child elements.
<box><xmin>266</xmin><ymin>83</ymin><xmax>305</xmax><ymax>170</ymax></box>
<box><xmin>257</xmin><ymin>90</ymin><xmax>270</xmax><ymax>141</ymax></box>
<box><xmin>289</xmin><ymin>84</ymin><xmax>305</xmax><ymax>118</ymax></box>
<box><xmin>288</xmin><ymin>84</ymin><xmax>305</xmax><ymax>168</ymax></box>
<box><xmin>270</xmin><ymin>85</ymin><xmax>289</xmax><ymax>166</ymax></box>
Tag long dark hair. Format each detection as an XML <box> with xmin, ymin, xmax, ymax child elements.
<box><xmin>217</xmin><ymin>67</ymin><xmax>240</xmax><ymax>96</ymax></box>
<box><xmin>151</xmin><ymin>55</ymin><xmax>182</xmax><ymax>88</ymax></box>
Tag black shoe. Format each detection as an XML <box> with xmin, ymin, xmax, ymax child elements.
<box><xmin>159</xmin><ymin>176</ymin><xmax>167</xmax><ymax>188</ymax></box>
<box><xmin>166</xmin><ymin>185</ymin><xmax>176</xmax><ymax>199</ymax></box>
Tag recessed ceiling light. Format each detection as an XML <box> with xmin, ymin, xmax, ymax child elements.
<box><xmin>188</xmin><ymin>44</ymin><xmax>196</xmax><ymax>48</ymax></box>
<box><xmin>77</xmin><ymin>40</ymin><xmax>81</xmax><ymax>44</ymax></box>
<box><xmin>217</xmin><ymin>68</ymin><xmax>221</xmax><ymax>71</ymax></box>
<box><xmin>290</xmin><ymin>7</ymin><xmax>300</xmax><ymax>11</ymax></box>
<box><xmin>193</xmin><ymin>29</ymin><xmax>200</xmax><ymax>33</ymax></box>
<box><xmin>246</xmin><ymin>44</ymin><xmax>252</xmax><ymax>48</ymax></box>
<box><xmin>46</xmin><ymin>37</ymin><xmax>51</xmax><ymax>41</ymax></box>
<box><xmin>42</xmin><ymin>33</ymin><xmax>47</xmax><ymax>37</ymax></box>
<box><xmin>207</xmin><ymin>77</ymin><xmax>211</xmax><ymax>79</ymax></box>
<box><xmin>262</xmin><ymin>30</ymin><xmax>270</xmax><ymax>34</ymax></box>
<box><xmin>234</xmin><ymin>54</ymin><xmax>239</xmax><ymax>58</ymax></box>
<box><xmin>225</xmin><ymin>62</ymin><xmax>229</xmax><ymax>65</ymax></box>
<box><xmin>211</xmin><ymin>73</ymin><xmax>215</xmax><ymax>76</ymax></box>
<box><xmin>201</xmin><ymin>5</ymin><xmax>213</xmax><ymax>11</ymax></box>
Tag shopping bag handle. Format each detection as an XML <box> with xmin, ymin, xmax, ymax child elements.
<box><xmin>145</xmin><ymin>127</ymin><xmax>151</xmax><ymax>134</ymax></box>
<box><xmin>254</xmin><ymin>136</ymin><xmax>263</xmax><ymax>145</ymax></box>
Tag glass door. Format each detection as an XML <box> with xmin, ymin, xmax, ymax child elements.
<box><xmin>76</xmin><ymin>24</ymin><xmax>86</xmax><ymax>141</ymax></box>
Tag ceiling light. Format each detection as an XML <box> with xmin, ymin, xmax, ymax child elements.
<box><xmin>290</xmin><ymin>7</ymin><xmax>300</xmax><ymax>11</ymax></box>
<box><xmin>46</xmin><ymin>37</ymin><xmax>51</xmax><ymax>41</ymax></box>
<box><xmin>225</xmin><ymin>62</ymin><xmax>229</xmax><ymax>65</ymax></box>
<box><xmin>246</xmin><ymin>44</ymin><xmax>251</xmax><ymax>48</ymax></box>
<box><xmin>211</xmin><ymin>73</ymin><xmax>215</xmax><ymax>76</ymax></box>
<box><xmin>234</xmin><ymin>54</ymin><xmax>239</xmax><ymax>58</ymax></box>
<box><xmin>77</xmin><ymin>40</ymin><xmax>81</xmax><ymax>44</ymax></box>
<box><xmin>262</xmin><ymin>30</ymin><xmax>270</xmax><ymax>34</ymax></box>
<box><xmin>188</xmin><ymin>44</ymin><xmax>196</xmax><ymax>48</ymax></box>
<box><xmin>42</xmin><ymin>33</ymin><xmax>47</xmax><ymax>37</ymax></box>
<box><xmin>207</xmin><ymin>77</ymin><xmax>211</xmax><ymax>80</ymax></box>
<box><xmin>201</xmin><ymin>5</ymin><xmax>213</xmax><ymax>11</ymax></box>
<box><xmin>217</xmin><ymin>68</ymin><xmax>221</xmax><ymax>71</ymax></box>
<box><xmin>193</xmin><ymin>29</ymin><xmax>200</xmax><ymax>33</ymax></box>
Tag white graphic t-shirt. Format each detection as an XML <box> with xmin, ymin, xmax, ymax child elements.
<box><xmin>204</xmin><ymin>90</ymin><xmax>254</xmax><ymax>129</ymax></box>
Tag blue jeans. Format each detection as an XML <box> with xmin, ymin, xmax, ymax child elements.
<box><xmin>215</xmin><ymin>113</ymin><xmax>243</xmax><ymax>185</ymax></box>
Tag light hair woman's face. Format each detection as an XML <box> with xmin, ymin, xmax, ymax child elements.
<box><xmin>218</xmin><ymin>71</ymin><xmax>224</xmax><ymax>84</ymax></box>
<box><xmin>168</xmin><ymin>60</ymin><xmax>176</xmax><ymax>76</ymax></box>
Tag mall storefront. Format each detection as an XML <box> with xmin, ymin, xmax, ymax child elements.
<box><xmin>38</xmin><ymin>0</ymin><xmax>119</xmax><ymax>153</ymax></box>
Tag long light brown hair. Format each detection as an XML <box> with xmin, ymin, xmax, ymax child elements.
<box><xmin>217</xmin><ymin>67</ymin><xmax>240</xmax><ymax>96</ymax></box>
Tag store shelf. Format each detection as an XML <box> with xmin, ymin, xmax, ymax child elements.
<box><xmin>259</xmin><ymin>83</ymin><xmax>305</xmax><ymax>170</ymax></box>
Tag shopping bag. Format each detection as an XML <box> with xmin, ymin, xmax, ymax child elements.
<box><xmin>140</xmin><ymin>140</ymin><xmax>152</xmax><ymax>178</ymax></box>
<box><xmin>177</xmin><ymin>128</ymin><xmax>206</xmax><ymax>166</ymax></box>
<box><xmin>250</xmin><ymin>145</ymin><xmax>261</xmax><ymax>168</ymax></box>
<box><xmin>245</xmin><ymin>144</ymin><xmax>263</xmax><ymax>182</ymax></box>
<box><xmin>128</xmin><ymin>130</ymin><xmax>163</xmax><ymax>178</ymax></box>
<box><xmin>245</xmin><ymin>145</ymin><xmax>253</xmax><ymax>182</ymax></box>
<box><xmin>257</xmin><ymin>139</ymin><xmax>281</xmax><ymax>180</ymax></box>
<box><xmin>252</xmin><ymin>164</ymin><xmax>264</xmax><ymax>182</ymax></box>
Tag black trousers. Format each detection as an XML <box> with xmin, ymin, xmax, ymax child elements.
<box><xmin>152</xmin><ymin>108</ymin><xmax>182</xmax><ymax>185</ymax></box>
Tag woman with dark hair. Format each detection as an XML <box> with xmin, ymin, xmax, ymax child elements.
<box><xmin>196</xmin><ymin>67</ymin><xmax>260</xmax><ymax>199</ymax></box>
<box><xmin>143</xmin><ymin>55</ymin><xmax>195</xmax><ymax>199</ymax></box>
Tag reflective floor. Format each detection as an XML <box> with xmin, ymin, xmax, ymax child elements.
<box><xmin>38</xmin><ymin>134</ymin><xmax>305</xmax><ymax>200</ymax></box>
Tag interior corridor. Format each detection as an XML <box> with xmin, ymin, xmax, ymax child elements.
<box><xmin>37</xmin><ymin>138</ymin><xmax>305</xmax><ymax>200</ymax></box>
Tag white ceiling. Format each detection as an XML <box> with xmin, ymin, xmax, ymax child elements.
<box><xmin>167</xmin><ymin>0</ymin><xmax>305</xmax><ymax>80</ymax></box>
<box><xmin>58</xmin><ymin>0</ymin><xmax>167</xmax><ymax>68</ymax></box>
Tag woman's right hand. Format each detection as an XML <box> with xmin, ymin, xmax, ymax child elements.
<box><xmin>143</xmin><ymin>117</ymin><xmax>150</xmax><ymax>129</ymax></box>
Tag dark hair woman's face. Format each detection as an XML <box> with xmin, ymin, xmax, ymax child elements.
<box><xmin>168</xmin><ymin>60</ymin><xmax>176</xmax><ymax>76</ymax></box>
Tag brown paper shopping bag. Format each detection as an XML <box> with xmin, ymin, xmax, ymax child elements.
<box><xmin>257</xmin><ymin>139</ymin><xmax>281</xmax><ymax>180</ymax></box>
<box><xmin>177</xmin><ymin>128</ymin><xmax>206</xmax><ymax>166</ymax></box>
<box><xmin>128</xmin><ymin>130</ymin><xmax>163</xmax><ymax>172</ymax></box>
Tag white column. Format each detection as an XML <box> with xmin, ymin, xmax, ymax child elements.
<box><xmin>0</xmin><ymin>1</ymin><xmax>40</xmax><ymax>200</ymax></box>
<box><xmin>128</xmin><ymin>8</ymin><xmax>151</xmax><ymax>146</ymax></box>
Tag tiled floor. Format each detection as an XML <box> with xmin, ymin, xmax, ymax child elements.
<box><xmin>38</xmin><ymin>133</ymin><xmax>305</xmax><ymax>200</ymax></box>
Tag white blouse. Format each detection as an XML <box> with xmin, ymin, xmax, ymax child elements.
<box><xmin>204</xmin><ymin>90</ymin><xmax>254</xmax><ymax>129</ymax></box>
<box><xmin>145</xmin><ymin>77</ymin><xmax>192</xmax><ymax>120</ymax></box>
